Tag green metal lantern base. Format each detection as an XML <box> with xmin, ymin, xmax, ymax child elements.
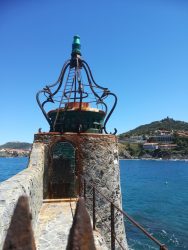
<box><xmin>48</xmin><ymin>109</ymin><xmax>105</xmax><ymax>133</ymax></box>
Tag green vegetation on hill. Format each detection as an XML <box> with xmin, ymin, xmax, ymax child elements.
<box><xmin>0</xmin><ymin>142</ymin><xmax>32</xmax><ymax>150</ymax></box>
<box><xmin>119</xmin><ymin>139</ymin><xmax>188</xmax><ymax>159</ymax></box>
<box><xmin>118</xmin><ymin>117</ymin><xmax>188</xmax><ymax>159</ymax></box>
<box><xmin>119</xmin><ymin>117</ymin><xmax>188</xmax><ymax>138</ymax></box>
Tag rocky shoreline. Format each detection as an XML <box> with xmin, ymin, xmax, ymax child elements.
<box><xmin>118</xmin><ymin>144</ymin><xmax>188</xmax><ymax>160</ymax></box>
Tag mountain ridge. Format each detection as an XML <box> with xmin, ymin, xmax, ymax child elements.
<box><xmin>0</xmin><ymin>142</ymin><xmax>32</xmax><ymax>150</ymax></box>
<box><xmin>119</xmin><ymin>117</ymin><xmax>188</xmax><ymax>138</ymax></box>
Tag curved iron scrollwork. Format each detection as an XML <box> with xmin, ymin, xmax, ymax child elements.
<box><xmin>36</xmin><ymin>59</ymin><xmax>71</xmax><ymax>128</ymax></box>
<box><xmin>36</xmin><ymin>37</ymin><xmax>117</xmax><ymax>134</ymax></box>
<box><xmin>82</xmin><ymin>61</ymin><xmax>117</xmax><ymax>135</ymax></box>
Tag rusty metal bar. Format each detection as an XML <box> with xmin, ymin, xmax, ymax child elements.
<box><xmin>66</xmin><ymin>197</ymin><xmax>96</xmax><ymax>250</ymax></box>
<box><xmin>3</xmin><ymin>196</ymin><xmax>36</xmax><ymax>250</ymax></box>
<box><xmin>93</xmin><ymin>186</ymin><xmax>96</xmax><ymax>230</ymax></box>
<box><xmin>96</xmin><ymin>209</ymin><xmax>126</xmax><ymax>249</ymax></box>
<box><xmin>81</xmin><ymin>175</ymin><xmax>168</xmax><ymax>250</ymax></box>
<box><xmin>160</xmin><ymin>245</ymin><xmax>168</xmax><ymax>250</ymax></box>
<box><xmin>115</xmin><ymin>205</ymin><xmax>167</xmax><ymax>249</ymax></box>
<box><xmin>111</xmin><ymin>203</ymin><xmax>115</xmax><ymax>250</ymax></box>
<box><xmin>96</xmin><ymin>210</ymin><xmax>126</xmax><ymax>249</ymax></box>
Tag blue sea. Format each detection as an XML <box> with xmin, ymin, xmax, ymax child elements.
<box><xmin>121</xmin><ymin>160</ymin><xmax>188</xmax><ymax>250</ymax></box>
<box><xmin>0</xmin><ymin>158</ymin><xmax>187</xmax><ymax>249</ymax></box>
<box><xmin>0</xmin><ymin>157</ymin><xmax>28</xmax><ymax>182</ymax></box>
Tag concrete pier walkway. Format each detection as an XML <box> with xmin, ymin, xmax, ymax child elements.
<box><xmin>35</xmin><ymin>199</ymin><xmax>76</xmax><ymax>250</ymax></box>
<box><xmin>35</xmin><ymin>199</ymin><xmax>108</xmax><ymax>250</ymax></box>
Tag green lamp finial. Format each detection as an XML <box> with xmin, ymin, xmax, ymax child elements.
<box><xmin>72</xmin><ymin>35</ymin><xmax>81</xmax><ymax>56</ymax></box>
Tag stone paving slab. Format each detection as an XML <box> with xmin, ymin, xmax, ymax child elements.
<box><xmin>35</xmin><ymin>201</ymin><xmax>76</xmax><ymax>250</ymax></box>
<box><xmin>35</xmin><ymin>200</ymin><xmax>108</xmax><ymax>250</ymax></box>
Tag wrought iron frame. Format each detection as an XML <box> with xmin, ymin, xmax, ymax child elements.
<box><xmin>36</xmin><ymin>55</ymin><xmax>117</xmax><ymax>134</ymax></box>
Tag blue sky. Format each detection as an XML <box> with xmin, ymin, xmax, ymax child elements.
<box><xmin>0</xmin><ymin>0</ymin><xmax>188</xmax><ymax>144</ymax></box>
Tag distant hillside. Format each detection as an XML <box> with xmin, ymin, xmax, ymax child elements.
<box><xmin>0</xmin><ymin>142</ymin><xmax>32</xmax><ymax>150</ymax></box>
<box><xmin>119</xmin><ymin>117</ymin><xmax>188</xmax><ymax>137</ymax></box>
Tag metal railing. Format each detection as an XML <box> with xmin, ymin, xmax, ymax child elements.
<box><xmin>80</xmin><ymin>175</ymin><xmax>168</xmax><ymax>250</ymax></box>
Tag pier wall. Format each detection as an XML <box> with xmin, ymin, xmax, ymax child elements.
<box><xmin>0</xmin><ymin>143</ymin><xmax>47</xmax><ymax>248</ymax></box>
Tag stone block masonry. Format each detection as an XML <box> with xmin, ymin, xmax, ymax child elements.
<box><xmin>0</xmin><ymin>143</ymin><xmax>47</xmax><ymax>248</ymax></box>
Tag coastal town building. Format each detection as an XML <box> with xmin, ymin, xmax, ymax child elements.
<box><xmin>0</xmin><ymin>148</ymin><xmax>30</xmax><ymax>157</ymax></box>
<box><xmin>149</xmin><ymin>134</ymin><xmax>174</xmax><ymax>144</ymax></box>
<box><xmin>143</xmin><ymin>143</ymin><xmax>159</xmax><ymax>150</ymax></box>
